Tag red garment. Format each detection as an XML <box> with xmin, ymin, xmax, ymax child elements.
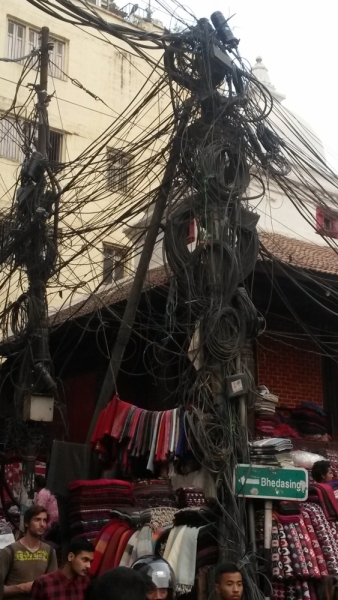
<box><xmin>90</xmin><ymin>520</ymin><xmax>121</xmax><ymax>576</ymax></box>
<box><xmin>111</xmin><ymin>400</ymin><xmax>133</xmax><ymax>440</ymax></box>
<box><xmin>155</xmin><ymin>413</ymin><xmax>166</xmax><ymax>462</ymax></box>
<box><xmin>31</xmin><ymin>570</ymin><xmax>90</xmax><ymax>600</ymax></box>
<box><xmin>98</xmin><ymin>523</ymin><xmax>129</xmax><ymax>575</ymax></box>
<box><xmin>104</xmin><ymin>396</ymin><xmax>119</xmax><ymax>436</ymax></box>
<box><xmin>114</xmin><ymin>528</ymin><xmax>135</xmax><ymax>567</ymax></box>
<box><xmin>90</xmin><ymin>408</ymin><xmax>106</xmax><ymax>449</ymax></box>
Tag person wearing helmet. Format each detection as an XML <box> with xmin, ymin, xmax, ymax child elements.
<box><xmin>131</xmin><ymin>556</ymin><xmax>175</xmax><ymax>600</ymax></box>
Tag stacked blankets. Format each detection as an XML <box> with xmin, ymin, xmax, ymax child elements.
<box><xmin>269</xmin><ymin>500</ymin><xmax>338</xmax><ymax>600</ymax></box>
<box><xmin>91</xmin><ymin>395</ymin><xmax>189</xmax><ymax>474</ymax></box>
<box><xmin>176</xmin><ymin>487</ymin><xmax>206</xmax><ymax>508</ymax></box>
<box><xmin>291</xmin><ymin>403</ymin><xmax>329</xmax><ymax>437</ymax></box>
<box><xmin>255</xmin><ymin>386</ymin><xmax>279</xmax><ymax>437</ymax></box>
<box><xmin>250</xmin><ymin>438</ymin><xmax>293</xmax><ymax>467</ymax></box>
<box><xmin>68</xmin><ymin>479</ymin><xmax>135</xmax><ymax>542</ymax></box>
<box><xmin>133</xmin><ymin>479</ymin><xmax>176</xmax><ymax>508</ymax></box>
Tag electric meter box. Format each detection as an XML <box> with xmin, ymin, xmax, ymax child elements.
<box><xmin>23</xmin><ymin>394</ymin><xmax>54</xmax><ymax>422</ymax></box>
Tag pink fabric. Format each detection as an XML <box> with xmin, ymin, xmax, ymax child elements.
<box><xmin>35</xmin><ymin>488</ymin><xmax>59</xmax><ymax>526</ymax></box>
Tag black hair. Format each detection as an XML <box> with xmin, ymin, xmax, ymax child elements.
<box><xmin>34</xmin><ymin>475</ymin><xmax>46</xmax><ymax>489</ymax></box>
<box><xmin>215</xmin><ymin>563</ymin><xmax>242</xmax><ymax>584</ymax></box>
<box><xmin>24</xmin><ymin>505</ymin><xmax>48</xmax><ymax>526</ymax></box>
<box><xmin>85</xmin><ymin>567</ymin><xmax>146</xmax><ymax>600</ymax></box>
<box><xmin>68</xmin><ymin>539</ymin><xmax>95</xmax><ymax>556</ymax></box>
<box><xmin>311</xmin><ymin>460</ymin><xmax>331</xmax><ymax>483</ymax></box>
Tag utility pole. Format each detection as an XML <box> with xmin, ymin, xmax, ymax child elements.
<box><xmin>37</xmin><ymin>27</ymin><xmax>49</xmax><ymax>159</ymax></box>
<box><xmin>18</xmin><ymin>27</ymin><xmax>54</xmax><ymax>529</ymax></box>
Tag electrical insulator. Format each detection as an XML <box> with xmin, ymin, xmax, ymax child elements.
<box><xmin>197</xmin><ymin>18</ymin><xmax>214</xmax><ymax>35</ymax></box>
<box><xmin>210</xmin><ymin>12</ymin><xmax>239</xmax><ymax>48</ymax></box>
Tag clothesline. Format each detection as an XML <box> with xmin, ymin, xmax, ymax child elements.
<box><xmin>90</xmin><ymin>395</ymin><xmax>191</xmax><ymax>473</ymax></box>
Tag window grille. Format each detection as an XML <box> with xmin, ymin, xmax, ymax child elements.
<box><xmin>0</xmin><ymin>118</ymin><xmax>23</xmax><ymax>162</ymax></box>
<box><xmin>107</xmin><ymin>150</ymin><xmax>132</xmax><ymax>193</ymax></box>
<box><xmin>48</xmin><ymin>131</ymin><xmax>63</xmax><ymax>164</ymax></box>
<box><xmin>49</xmin><ymin>38</ymin><xmax>66</xmax><ymax>80</ymax></box>
<box><xmin>8</xmin><ymin>21</ymin><xmax>66</xmax><ymax>80</ymax></box>
<box><xmin>7</xmin><ymin>21</ymin><xmax>25</xmax><ymax>61</ymax></box>
<box><xmin>103</xmin><ymin>244</ymin><xmax>125</xmax><ymax>283</ymax></box>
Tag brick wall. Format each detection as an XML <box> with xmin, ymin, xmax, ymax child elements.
<box><xmin>256</xmin><ymin>334</ymin><xmax>323</xmax><ymax>408</ymax></box>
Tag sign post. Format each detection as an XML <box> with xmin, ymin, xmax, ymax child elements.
<box><xmin>234</xmin><ymin>464</ymin><xmax>308</xmax><ymax>501</ymax></box>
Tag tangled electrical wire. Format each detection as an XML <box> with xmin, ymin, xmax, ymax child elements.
<box><xmin>1</xmin><ymin>0</ymin><xmax>338</xmax><ymax>582</ymax></box>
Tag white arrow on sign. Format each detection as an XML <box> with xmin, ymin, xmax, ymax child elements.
<box><xmin>240</xmin><ymin>476</ymin><xmax>260</xmax><ymax>485</ymax></box>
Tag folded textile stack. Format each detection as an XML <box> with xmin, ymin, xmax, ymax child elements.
<box><xmin>68</xmin><ymin>479</ymin><xmax>135</xmax><ymax>542</ymax></box>
<box><xmin>250</xmin><ymin>438</ymin><xmax>293</xmax><ymax>467</ymax></box>
<box><xmin>325</xmin><ymin>450</ymin><xmax>338</xmax><ymax>476</ymax></box>
<box><xmin>176</xmin><ymin>487</ymin><xmax>206</xmax><ymax>508</ymax></box>
<box><xmin>291</xmin><ymin>402</ymin><xmax>329</xmax><ymax>437</ymax></box>
<box><xmin>254</xmin><ymin>386</ymin><xmax>279</xmax><ymax>437</ymax></box>
<box><xmin>133</xmin><ymin>479</ymin><xmax>176</xmax><ymax>508</ymax></box>
<box><xmin>308</xmin><ymin>482</ymin><xmax>338</xmax><ymax>521</ymax></box>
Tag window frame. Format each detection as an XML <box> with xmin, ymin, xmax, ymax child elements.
<box><xmin>0</xmin><ymin>115</ymin><xmax>64</xmax><ymax>164</ymax></box>
<box><xmin>107</xmin><ymin>149</ymin><xmax>133</xmax><ymax>194</ymax></box>
<box><xmin>6</xmin><ymin>18</ymin><xmax>67</xmax><ymax>81</ymax></box>
<box><xmin>7</xmin><ymin>20</ymin><xmax>26</xmax><ymax>62</ymax></box>
<box><xmin>102</xmin><ymin>243</ymin><xmax>127</xmax><ymax>284</ymax></box>
<box><xmin>316</xmin><ymin>205</ymin><xmax>338</xmax><ymax>239</ymax></box>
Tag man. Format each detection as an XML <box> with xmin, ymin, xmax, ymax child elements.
<box><xmin>0</xmin><ymin>505</ymin><xmax>57</xmax><ymax>599</ymax></box>
<box><xmin>215</xmin><ymin>563</ymin><xmax>243</xmax><ymax>600</ymax></box>
<box><xmin>31</xmin><ymin>538</ymin><xmax>94</xmax><ymax>600</ymax></box>
<box><xmin>85</xmin><ymin>567</ymin><xmax>146</xmax><ymax>600</ymax></box>
<box><xmin>311</xmin><ymin>460</ymin><xmax>334</xmax><ymax>483</ymax></box>
<box><xmin>132</xmin><ymin>555</ymin><xmax>175</xmax><ymax>600</ymax></box>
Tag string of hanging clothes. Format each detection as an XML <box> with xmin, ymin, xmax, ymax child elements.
<box><xmin>90</xmin><ymin>395</ymin><xmax>192</xmax><ymax>474</ymax></box>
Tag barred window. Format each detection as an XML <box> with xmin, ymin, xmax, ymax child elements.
<box><xmin>0</xmin><ymin>117</ymin><xmax>23</xmax><ymax>162</ymax></box>
<box><xmin>8</xmin><ymin>21</ymin><xmax>66</xmax><ymax>80</ymax></box>
<box><xmin>49</xmin><ymin>38</ymin><xmax>66</xmax><ymax>80</ymax></box>
<box><xmin>103</xmin><ymin>244</ymin><xmax>126</xmax><ymax>284</ymax></box>
<box><xmin>48</xmin><ymin>130</ymin><xmax>63</xmax><ymax>164</ymax></box>
<box><xmin>7</xmin><ymin>21</ymin><xmax>25</xmax><ymax>61</ymax></box>
<box><xmin>0</xmin><ymin>117</ymin><xmax>63</xmax><ymax>164</ymax></box>
<box><xmin>107</xmin><ymin>150</ymin><xmax>132</xmax><ymax>193</ymax></box>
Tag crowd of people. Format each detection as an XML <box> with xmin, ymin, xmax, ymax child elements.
<box><xmin>0</xmin><ymin>500</ymin><xmax>248</xmax><ymax>600</ymax></box>
<box><xmin>1</xmin><ymin>464</ymin><xmax>338</xmax><ymax>600</ymax></box>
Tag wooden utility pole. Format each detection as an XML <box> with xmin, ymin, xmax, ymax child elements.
<box><xmin>19</xmin><ymin>28</ymin><xmax>51</xmax><ymax>528</ymax></box>
<box><xmin>86</xmin><ymin>105</ymin><xmax>191</xmax><ymax>443</ymax></box>
<box><xmin>37</xmin><ymin>27</ymin><xmax>49</xmax><ymax>158</ymax></box>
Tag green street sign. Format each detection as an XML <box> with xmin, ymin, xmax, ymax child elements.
<box><xmin>235</xmin><ymin>464</ymin><xmax>308</xmax><ymax>501</ymax></box>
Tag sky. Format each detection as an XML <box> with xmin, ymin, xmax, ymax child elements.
<box><xmin>152</xmin><ymin>0</ymin><xmax>338</xmax><ymax>168</ymax></box>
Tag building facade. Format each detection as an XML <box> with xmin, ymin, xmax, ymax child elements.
<box><xmin>0</xmin><ymin>0</ymin><xmax>166</xmax><ymax>316</ymax></box>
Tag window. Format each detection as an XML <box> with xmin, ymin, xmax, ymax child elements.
<box><xmin>49</xmin><ymin>38</ymin><xmax>66</xmax><ymax>79</ymax></box>
<box><xmin>7</xmin><ymin>21</ymin><xmax>25</xmax><ymax>61</ymax></box>
<box><xmin>316</xmin><ymin>206</ymin><xmax>338</xmax><ymax>239</ymax></box>
<box><xmin>87</xmin><ymin>0</ymin><xmax>109</xmax><ymax>7</ymax></box>
<box><xmin>107</xmin><ymin>150</ymin><xmax>132</xmax><ymax>193</ymax></box>
<box><xmin>0</xmin><ymin>116</ymin><xmax>63</xmax><ymax>164</ymax></box>
<box><xmin>0</xmin><ymin>117</ymin><xmax>23</xmax><ymax>162</ymax></box>
<box><xmin>48</xmin><ymin>130</ymin><xmax>63</xmax><ymax>165</ymax></box>
<box><xmin>103</xmin><ymin>244</ymin><xmax>126</xmax><ymax>283</ymax></box>
<box><xmin>7</xmin><ymin>20</ymin><xmax>66</xmax><ymax>80</ymax></box>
